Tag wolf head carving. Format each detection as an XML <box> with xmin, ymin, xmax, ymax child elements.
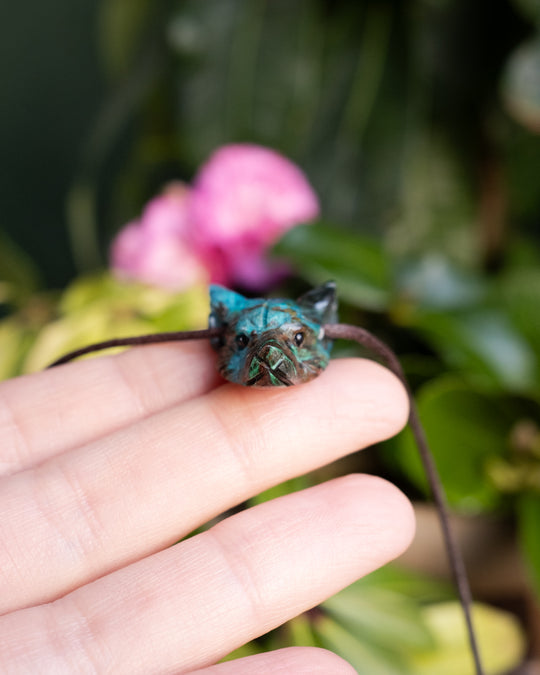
<box><xmin>209</xmin><ymin>282</ymin><xmax>337</xmax><ymax>387</ymax></box>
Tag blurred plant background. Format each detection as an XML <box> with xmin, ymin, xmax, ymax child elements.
<box><xmin>2</xmin><ymin>0</ymin><xmax>540</xmax><ymax>672</ymax></box>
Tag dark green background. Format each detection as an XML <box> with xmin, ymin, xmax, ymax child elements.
<box><xmin>0</xmin><ymin>1</ymin><xmax>104</xmax><ymax>285</ymax></box>
<box><xmin>1</xmin><ymin>0</ymin><xmax>537</xmax><ymax>289</ymax></box>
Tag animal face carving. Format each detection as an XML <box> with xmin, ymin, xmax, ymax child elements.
<box><xmin>209</xmin><ymin>282</ymin><xmax>337</xmax><ymax>386</ymax></box>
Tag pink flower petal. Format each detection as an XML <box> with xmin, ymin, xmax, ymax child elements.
<box><xmin>188</xmin><ymin>144</ymin><xmax>319</xmax><ymax>246</ymax></box>
<box><xmin>140</xmin><ymin>183</ymin><xmax>190</xmax><ymax>235</ymax></box>
<box><xmin>110</xmin><ymin>145</ymin><xmax>320</xmax><ymax>292</ymax></box>
<box><xmin>110</xmin><ymin>188</ymin><xmax>207</xmax><ymax>291</ymax></box>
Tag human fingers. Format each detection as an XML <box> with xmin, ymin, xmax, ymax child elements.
<box><xmin>189</xmin><ymin>647</ymin><xmax>358</xmax><ymax>674</ymax></box>
<box><xmin>0</xmin><ymin>475</ymin><xmax>415</xmax><ymax>675</ymax></box>
<box><xmin>0</xmin><ymin>341</ymin><xmax>219</xmax><ymax>477</ymax></box>
<box><xmin>0</xmin><ymin>358</ymin><xmax>408</xmax><ymax>615</ymax></box>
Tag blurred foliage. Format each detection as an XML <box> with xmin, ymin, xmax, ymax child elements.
<box><xmin>223</xmin><ymin>566</ymin><xmax>525</xmax><ymax>674</ymax></box>
<box><xmin>0</xmin><ymin>275</ymin><xmax>208</xmax><ymax>375</ymax></box>
<box><xmin>2</xmin><ymin>0</ymin><xmax>540</xmax><ymax>671</ymax></box>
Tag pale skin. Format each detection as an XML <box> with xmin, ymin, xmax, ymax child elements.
<box><xmin>0</xmin><ymin>341</ymin><xmax>414</xmax><ymax>674</ymax></box>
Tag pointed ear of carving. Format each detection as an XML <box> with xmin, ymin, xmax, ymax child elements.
<box><xmin>296</xmin><ymin>281</ymin><xmax>338</xmax><ymax>325</ymax></box>
<box><xmin>209</xmin><ymin>285</ymin><xmax>251</xmax><ymax>327</ymax></box>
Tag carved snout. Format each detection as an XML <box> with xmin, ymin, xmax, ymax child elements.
<box><xmin>245</xmin><ymin>338</ymin><xmax>298</xmax><ymax>387</ymax></box>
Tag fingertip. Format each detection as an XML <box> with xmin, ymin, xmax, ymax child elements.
<box><xmin>329</xmin><ymin>473</ymin><xmax>416</xmax><ymax>567</ymax></box>
<box><xmin>319</xmin><ymin>358</ymin><xmax>410</xmax><ymax>441</ymax></box>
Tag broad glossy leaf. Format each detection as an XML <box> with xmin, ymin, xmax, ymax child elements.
<box><xmin>395</xmin><ymin>377</ymin><xmax>511</xmax><ymax>511</ymax></box>
<box><xmin>275</xmin><ymin>222</ymin><xmax>391</xmax><ymax>310</ymax></box>
<box><xmin>396</xmin><ymin>255</ymin><xmax>485</xmax><ymax>311</ymax></box>
<box><xmin>411</xmin><ymin>307</ymin><xmax>539</xmax><ymax>394</ymax></box>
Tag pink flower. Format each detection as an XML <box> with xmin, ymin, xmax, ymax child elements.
<box><xmin>188</xmin><ymin>144</ymin><xmax>319</xmax><ymax>288</ymax></box>
<box><xmin>189</xmin><ymin>144</ymin><xmax>319</xmax><ymax>244</ymax></box>
<box><xmin>110</xmin><ymin>145</ymin><xmax>320</xmax><ymax>291</ymax></box>
<box><xmin>110</xmin><ymin>185</ymin><xmax>208</xmax><ymax>290</ymax></box>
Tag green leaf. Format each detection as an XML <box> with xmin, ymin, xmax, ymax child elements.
<box><xmin>220</xmin><ymin>641</ymin><xmax>261</xmax><ymax>663</ymax></box>
<box><xmin>23</xmin><ymin>309</ymin><xmax>153</xmax><ymax>373</ymax></box>
<box><xmin>408</xmin><ymin>602</ymin><xmax>526</xmax><ymax>675</ymax></box>
<box><xmin>353</xmin><ymin>565</ymin><xmax>452</xmax><ymax>604</ymax></box>
<box><xmin>275</xmin><ymin>222</ymin><xmax>392</xmax><ymax>310</ymax></box>
<box><xmin>411</xmin><ymin>307</ymin><xmax>539</xmax><ymax>394</ymax></box>
<box><xmin>287</xmin><ymin>613</ymin><xmax>319</xmax><ymax>648</ymax></box>
<box><xmin>59</xmin><ymin>274</ymin><xmax>169</xmax><ymax>316</ymax></box>
<box><xmin>59</xmin><ymin>274</ymin><xmax>209</xmax><ymax>327</ymax></box>
<box><xmin>314</xmin><ymin>614</ymin><xmax>412</xmax><ymax>675</ymax></box>
<box><xmin>23</xmin><ymin>275</ymin><xmax>210</xmax><ymax>372</ymax></box>
<box><xmin>517</xmin><ymin>492</ymin><xmax>540</xmax><ymax>598</ymax></box>
<box><xmin>396</xmin><ymin>255</ymin><xmax>485</xmax><ymax>311</ymax></box>
<box><xmin>323</xmin><ymin>582</ymin><xmax>435</xmax><ymax>653</ymax></box>
<box><xmin>395</xmin><ymin>377</ymin><xmax>512</xmax><ymax>511</ymax></box>
<box><xmin>497</xmin><ymin>267</ymin><xmax>540</xmax><ymax>361</ymax></box>
<box><xmin>250</xmin><ymin>476</ymin><xmax>310</xmax><ymax>506</ymax></box>
<box><xmin>148</xmin><ymin>284</ymin><xmax>210</xmax><ymax>331</ymax></box>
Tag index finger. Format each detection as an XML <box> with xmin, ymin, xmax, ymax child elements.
<box><xmin>0</xmin><ymin>359</ymin><xmax>409</xmax><ymax>615</ymax></box>
<box><xmin>0</xmin><ymin>341</ymin><xmax>220</xmax><ymax>477</ymax></box>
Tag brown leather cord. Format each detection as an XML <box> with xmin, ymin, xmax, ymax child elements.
<box><xmin>324</xmin><ymin>323</ymin><xmax>484</xmax><ymax>675</ymax></box>
<box><xmin>47</xmin><ymin>328</ymin><xmax>222</xmax><ymax>367</ymax></box>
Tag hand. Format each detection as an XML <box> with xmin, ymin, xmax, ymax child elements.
<box><xmin>0</xmin><ymin>341</ymin><xmax>414</xmax><ymax>674</ymax></box>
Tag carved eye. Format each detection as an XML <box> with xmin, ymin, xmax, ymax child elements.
<box><xmin>294</xmin><ymin>331</ymin><xmax>304</xmax><ymax>346</ymax></box>
<box><xmin>235</xmin><ymin>333</ymin><xmax>249</xmax><ymax>349</ymax></box>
